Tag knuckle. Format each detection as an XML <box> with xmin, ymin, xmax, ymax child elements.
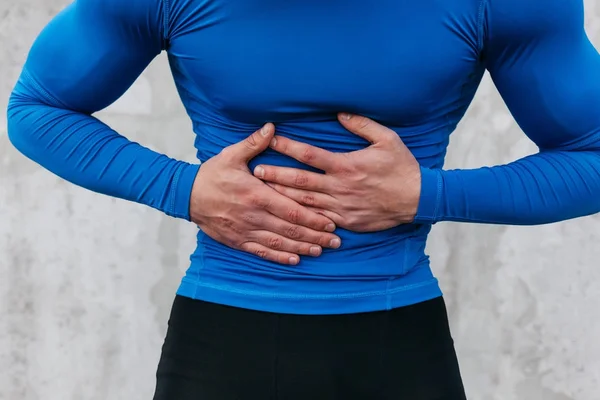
<box><xmin>286</xmin><ymin>208</ymin><xmax>301</xmax><ymax>224</ymax></box>
<box><xmin>245</xmin><ymin>133</ymin><xmax>259</xmax><ymax>149</ymax></box>
<box><xmin>301</xmin><ymin>194</ymin><xmax>315</xmax><ymax>206</ymax></box>
<box><xmin>254</xmin><ymin>248</ymin><xmax>269</xmax><ymax>259</ymax></box>
<box><xmin>250</xmin><ymin>195</ymin><xmax>270</xmax><ymax>209</ymax></box>
<box><xmin>339</xmin><ymin>166</ymin><xmax>354</xmax><ymax>176</ymax></box>
<box><xmin>301</xmin><ymin>148</ymin><xmax>315</xmax><ymax>163</ymax></box>
<box><xmin>294</xmin><ymin>172</ymin><xmax>309</xmax><ymax>187</ymax></box>
<box><xmin>337</xmin><ymin>184</ymin><xmax>352</xmax><ymax>195</ymax></box>
<box><xmin>356</xmin><ymin>117</ymin><xmax>371</xmax><ymax>130</ymax></box>
<box><xmin>241</xmin><ymin>212</ymin><xmax>258</xmax><ymax>225</ymax></box>
<box><xmin>218</xmin><ymin>216</ymin><xmax>235</xmax><ymax>229</ymax></box>
<box><xmin>267</xmin><ymin>236</ymin><xmax>283</xmax><ymax>250</ymax></box>
<box><xmin>285</xmin><ymin>225</ymin><xmax>301</xmax><ymax>239</ymax></box>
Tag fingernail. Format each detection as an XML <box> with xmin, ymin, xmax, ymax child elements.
<box><xmin>289</xmin><ymin>257</ymin><xmax>299</xmax><ymax>265</ymax></box>
<box><xmin>254</xmin><ymin>166</ymin><xmax>265</xmax><ymax>178</ymax></box>
<box><xmin>260</xmin><ymin>125</ymin><xmax>269</xmax><ymax>136</ymax></box>
<box><xmin>270</xmin><ymin>137</ymin><xmax>277</xmax><ymax>147</ymax></box>
<box><xmin>309</xmin><ymin>246</ymin><xmax>321</xmax><ymax>256</ymax></box>
<box><xmin>329</xmin><ymin>238</ymin><xmax>341</xmax><ymax>248</ymax></box>
<box><xmin>340</xmin><ymin>113</ymin><xmax>352</xmax><ymax>121</ymax></box>
<box><xmin>325</xmin><ymin>223</ymin><xmax>335</xmax><ymax>232</ymax></box>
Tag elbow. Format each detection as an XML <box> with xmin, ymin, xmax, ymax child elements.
<box><xmin>6</xmin><ymin>91</ymin><xmax>48</xmax><ymax>163</ymax></box>
<box><xmin>576</xmin><ymin>148</ymin><xmax>600</xmax><ymax>217</ymax></box>
<box><xmin>535</xmin><ymin>143</ymin><xmax>600</xmax><ymax>221</ymax></box>
<box><xmin>6</xmin><ymin>93</ymin><xmax>30</xmax><ymax>156</ymax></box>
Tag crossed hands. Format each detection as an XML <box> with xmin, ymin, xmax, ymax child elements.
<box><xmin>190</xmin><ymin>113</ymin><xmax>422</xmax><ymax>266</ymax></box>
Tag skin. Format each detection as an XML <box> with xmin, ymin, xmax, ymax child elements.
<box><xmin>190</xmin><ymin>123</ymin><xmax>342</xmax><ymax>266</ymax></box>
<box><xmin>253</xmin><ymin>113</ymin><xmax>422</xmax><ymax>232</ymax></box>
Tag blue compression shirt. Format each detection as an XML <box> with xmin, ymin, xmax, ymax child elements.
<box><xmin>7</xmin><ymin>0</ymin><xmax>600</xmax><ymax>314</ymax></box>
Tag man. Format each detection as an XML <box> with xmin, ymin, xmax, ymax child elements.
<box><xmin>7</xmin><ymin>0</ymin><xmax>600</xmax><ymax>398</ymax></box>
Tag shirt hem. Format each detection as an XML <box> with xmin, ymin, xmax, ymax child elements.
<box><xmin>176</xmin><ymin>277</ymin><xmax>443</xmax><ymax>315</ymax></box>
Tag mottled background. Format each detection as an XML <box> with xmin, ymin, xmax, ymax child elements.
<box><xmin>1</xmin><ymin>1</ymin><xmax>599</xmax><ymax>399</ymax></box>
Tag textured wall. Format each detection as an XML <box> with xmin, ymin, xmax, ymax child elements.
<box><xmin>1</xmin><ymin>1</ymin><xmax>599</xmax><ymax>399</ymax></box>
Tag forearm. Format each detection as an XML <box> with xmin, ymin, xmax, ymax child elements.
<box><xmin>7</xmin><ymin>72</ymin><xmax>199</xmax><ymax>220</ymax></box>
<box><xmin>415</xmin><ymin>147</ymin><xmax>600</xmax><ymax>225</ymax></box>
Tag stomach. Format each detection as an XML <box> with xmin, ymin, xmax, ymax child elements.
<box><xmin>192</xmin><ymin>222</ymin><xmax>432</xmax><ymax>282</ymax></box>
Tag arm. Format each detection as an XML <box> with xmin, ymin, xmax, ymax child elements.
<box><xmin>415</xmin><ymin>0</ymin><xmax>600</xmax><ymax>225</ymax></box>
<box><xmin>6</xmin><ymin>0</ymin><xmax>200</xmax><ymax>220</ymax></box>
<box><xmin>6</xmin><ymin>0</ymin><xmax>341</xmax><ymax>262</ymax></box>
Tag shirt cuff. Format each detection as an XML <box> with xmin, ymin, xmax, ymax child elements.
<box><xmin>167</xmin><ymin>162</ymin><xmax>201</xmax><ymax>221</ymax></box>
<box><xmin>413</xmin><ymin>166</ymin><xmax>442</xmax><ymax>224</ymax></box>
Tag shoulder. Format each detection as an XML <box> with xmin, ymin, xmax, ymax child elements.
<box><xmin>481</xmin><ymin>0</ymin><xmax>585</xmax><ymax>62</ymax></box>
<box><xmin>483</xmin><ymin>0</ymin><xmax>584</xmax><ymax>41</ymax></box>
<box><xmin>72</xmin><ymin>0</ymin><xmax>166</xmax><ymax>47</ymax></box>
<box><xmin>75</xmin><ymin>0</ymin><xmax>165</xmax><ymax>29</ymax></box>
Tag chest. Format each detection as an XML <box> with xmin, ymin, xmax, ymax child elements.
<box><xmin>167</xmin><ymin>0</ymin><xmax>483</xmax><ymax>125</ymax></box>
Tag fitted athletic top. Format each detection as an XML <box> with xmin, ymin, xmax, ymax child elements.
<box><xmin>7</xmin><ymin>0</ymin><xmax>600</xmax><ymax>314</ymax></box>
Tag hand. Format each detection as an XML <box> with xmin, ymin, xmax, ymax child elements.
<box><xmin>190</xmin><ymin>123</ymin><xmax>341</xmax><ymax>266</ymax></box>
<box><xmin>253</xmin><ymin>114</ymin><xmax>421</xmax><ymax>232</ymax></box>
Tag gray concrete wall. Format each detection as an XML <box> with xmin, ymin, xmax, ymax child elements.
<box><xmin>1</xmin><ymin>1</ymin><xmax>599</xmax><ymax>399</ymax></box>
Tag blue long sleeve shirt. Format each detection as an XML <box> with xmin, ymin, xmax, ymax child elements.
<box><xmin>7</xmin><ymin>0</ymin><xmax>600</xmax><ymax>314</ymax></box>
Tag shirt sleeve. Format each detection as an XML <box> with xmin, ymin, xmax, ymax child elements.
<box><xmin>414</xmin><ymin>0</ymin><xmax>600</xmax><ymax>225</ymax></box>
<box><xmin>6</xmin><ymin>0</ymin><xmax>200</xmax><ymax>220</ymax></box>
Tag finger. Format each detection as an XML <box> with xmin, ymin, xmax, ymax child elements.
<box><xmin>239</xmin><ymin>242</ymin><xmax>301</xmax><ymax>266</ymax></box>
<box><xmin>251</xmin><ymin>231</ymin><xmax>323</xmax><ymax>257</ymax></box>
<box><xmin>259</xmin><ymin>213</ymin><xmax>342</xmax><ymax>249</ymax></box>
<box><xmin>338</xmin><ymin>113</ymin><xmax>397</xmax><ymax>145</ymax></box>
<box><xmin>253</xmin><ymin>165</ymin><xmax>331</xmax><ymax>192</ymax></box>
<box><xmin>269</xmin><ymin>135</ymin><xmax>340</xmax><ymax>171</ymax></box>
<box><xmin>305</xmin><ymin>206</ymin><xmax>345</xmax><ymax>227</ymax></box>
<box><xmin>222</xmin><ymin>123</ymin><xmax>275</xmax><ymax>163</ymax></box>
<box><xmin>250</xmin><ymin>185</ymin><xmax>337</xmax><ymax>232</ymax></box>
<box><xmin>266</xmin><ymin>182</ymin><xmax>337</xmax><ymax>210</ymax></box>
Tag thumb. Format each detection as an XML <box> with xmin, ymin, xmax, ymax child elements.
<box><xmin>338</xmin><ymin>113</ymin><xmax>396</xmax><ymax>145</ymax></box>
<box><xmin>227</xmin><ymin>123</ymin><xmax>275</xmax><ymax>163</ymax></box>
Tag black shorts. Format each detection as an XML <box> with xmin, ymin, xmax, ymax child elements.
<box><xmin>153</xmin><ymin>295</ymin><xmax>467</xmax><ymax>400</ymax></box>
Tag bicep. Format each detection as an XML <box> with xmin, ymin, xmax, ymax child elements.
<box><xmin>16</xmin><ymin>0</ymin><xmax>164</xmax><ymax>113</ymax></box>
<box><xmin>485</xmin><ymin>0</ymin><xmax>600</xmax><ymax>150</ymax></box>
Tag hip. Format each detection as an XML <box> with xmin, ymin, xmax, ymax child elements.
<box><xmin>154</xmin><ymin>295</ymin><xmax>467</xmax><ymax>400</ymax></box>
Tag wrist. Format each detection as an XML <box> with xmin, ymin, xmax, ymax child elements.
<box><xmin>412</xmin><ymin>166</ymin><xmax>442</xmax><ymax>224</ymax></box>
<box><xmin>167</xmin><ymin>162</ymin><xmax>201</xmax><ymax>221</ymax></box>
